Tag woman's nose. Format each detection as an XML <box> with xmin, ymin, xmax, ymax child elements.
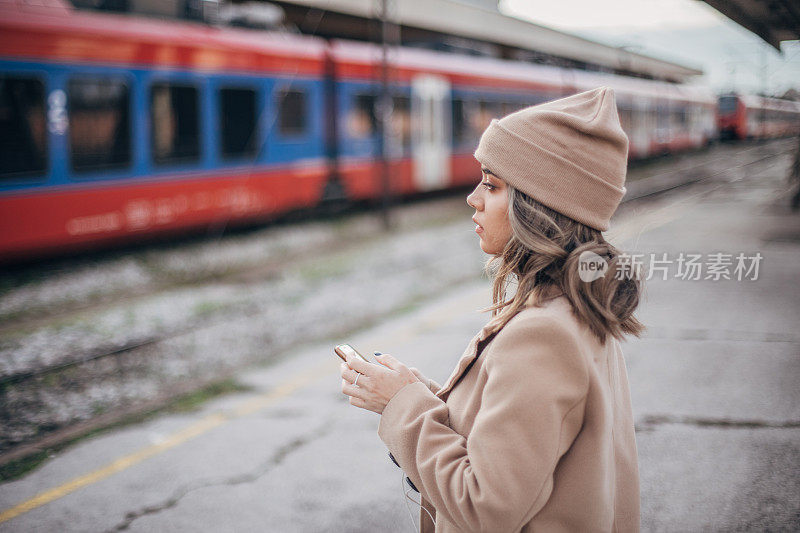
<box><xmin>466</xmin><ymin>187</ymin><xmax>480</xmax><ymax>209</ymax></box>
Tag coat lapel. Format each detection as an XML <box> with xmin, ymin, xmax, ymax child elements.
<box><xmin>435</xmin><ymin>323</ymin><xmax>494</xmax><ymax>400</ymax></box>
<box><xmin>434</xmin><ymin>290</ymin><xmax>566</xmax><ymax>400</ymax></box>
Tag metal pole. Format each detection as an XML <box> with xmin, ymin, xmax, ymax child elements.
<box><xmin>761</xmin><ymin>45</ymin><xmax>767</xmax><ymax>136</ymax></box>
<box><xmin>377</xmin><ymin>0</ymin><xmax>392</xmax><ymax>230</ymax></box>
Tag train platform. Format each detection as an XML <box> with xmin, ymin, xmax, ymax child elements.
<box><xmin>0</xmin><ymin>139</ymin><xmax>798</xmax><ymax>531</ymax></box>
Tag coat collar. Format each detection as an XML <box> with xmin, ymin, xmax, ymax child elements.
<box><xmin>435</xmin><ymin>289</ymin><xmax>566</xmax><ymax>400</ymax></box>
<box><xmin>435</xmin><ymin>323</ymin><xmax>495</xmax><ymax>400</ymax></box>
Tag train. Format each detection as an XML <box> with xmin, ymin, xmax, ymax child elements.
<box><xmin>1</xmin><ymin>1</ymin><xmax>798</xmax><ymax>262</ymax></box>
<box><xmin>717</xmin><ymin>93</ymin><xmax>800</xmax><ymax>141</ymax></box>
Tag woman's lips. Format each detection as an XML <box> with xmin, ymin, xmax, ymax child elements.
<box><xmin>472</xmin><ymin>218</ymin><xmax>483</xmax><ymax>234</ymax></box>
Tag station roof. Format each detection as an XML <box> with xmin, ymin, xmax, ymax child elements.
<box><xmin>700</xmin><ymin>0</ymin><xmax>800</xmax><ymax>52</ymax></box>
<box><xmin>275</xmin><ymin>0</ymin><xmax>704</xmax><ymax>83</ymax></box>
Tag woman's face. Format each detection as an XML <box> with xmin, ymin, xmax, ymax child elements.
<box><xmin>466</xmin><ymin>167</ymin><xmax>512</xmax><ymax>255</ymax></box>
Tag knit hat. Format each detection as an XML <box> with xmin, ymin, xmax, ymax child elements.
<box><xmin>473</xmin><ymin>86</ymin><xmax>628</xmax><ymax>231</ymax></box>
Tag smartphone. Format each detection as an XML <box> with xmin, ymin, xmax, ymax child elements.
<box><xmin>334</xmin><ymin>344</ymin><xmax>375</xmax><ymax>364</ymax></box>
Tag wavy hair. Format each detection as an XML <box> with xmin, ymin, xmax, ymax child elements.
<box><xmin>481</xmin><ymin>185</ymin><xmax>645</xmax><ymax>344</ymax></box>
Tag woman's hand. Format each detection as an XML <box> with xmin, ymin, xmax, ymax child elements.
<box><xmin>408</xmin><ymin>367</ymin><xmax>427</xmax><ymax>384</ymax></box>
<box><xmin>340</xmin><ymin>353</ymin><xmax>420</xmax><ymax>414</ymax></box>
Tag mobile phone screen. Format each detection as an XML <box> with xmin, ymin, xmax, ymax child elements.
<box><xmin>334</xmin><ymin>344</ymin><xmax>373</xmax><ymax>363</ymax></box>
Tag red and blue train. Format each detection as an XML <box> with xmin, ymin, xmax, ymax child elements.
<box><xmin>0</xmin><ymin>1</ymin><xmax>797</xmax><ymax>261</ymax></box>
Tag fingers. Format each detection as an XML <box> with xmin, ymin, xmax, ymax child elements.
<box><xmin>341</xmin><ymin>378</ymin><xmax>370</xmax><ymax>401</ymax></box>
<box><xmin>375</xmin><ymin>353</ymin><xmax>402</xmax><ymax>371</ymax></box>
<box><xmin>345</xmin><ymin>352</ymin><xmax>373</xmax><ymax>376</ymax></box>
<box><xmin>340</xmin><ymin>362</ymin><xmax>360</xmax><ymax>383</ymax></box>
<box><xmin>340</xmin><ymin>362</ymin><xmax>370</xmax><ymax>390</ymax></box>
<box><xmin>349</xmin><ymin>395</ymin><xmax>382</xmax><ymax>414</ymax></box>
<box><xmin>349</xmin><ymin>395</ymin><xmax>366</xmax><ymax>408</ymax></box>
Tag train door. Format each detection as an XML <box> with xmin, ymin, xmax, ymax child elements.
<box><xmin>411</xmin><ymin>74</ymin><xmax>451</xmax><ymax>191</ymax></box>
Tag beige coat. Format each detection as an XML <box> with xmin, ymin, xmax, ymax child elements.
<box><xmin>378</xmin><ymin>294</ymin><xmax>640</xmax><ymax>532</ymax></box>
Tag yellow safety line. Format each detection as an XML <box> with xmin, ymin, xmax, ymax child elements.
<box><xmin>0</xmin><ymin>362</ymin><xmax>334</xmax><ymax>524</ymax></box>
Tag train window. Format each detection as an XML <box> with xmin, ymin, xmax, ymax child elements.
<box><xmin>0</xmin><ymin>75</ymin><xmax>47</xmax><ymax>179</ymax></box>
<box><xmin>686</xmin><ymin>106</ymin><xmax>696</xmax><ymax>127</ymax></box>
<box><xmin>277</xmin><ymin>89</ymin><xmax>307</xmax><ymax>136</ymax></box>
<box><xmin>219</xmin><ymin>87</ymin><xmax>257</xmax><ymax>159</ymax></box>
<box><xmin>390</xmin><ymin>95</ymin><xmax>411</xmax><ymax>153</ymax></box>
<box><xmin>718</xmin><ymin>96</ymin><xmax>737</xmax><ymax>114</ymax></box>
<box><xmin>68</xmin><ymin>77</ymin><xmax>131</xmax><ymax>173</ymax></box>
<box><xmin>657</xmin><ymin>107</ymin><xmax>669</xmax><ymax>129</ymax></box>
<box><xmin>670</xmin><ymin>108</ymin><xmax>686</xmax><ymax>127</ymax></box>
<box><xmin>455</xmin><ymin>99</ymin><xmax>484</xmax><ymax>146</ymax></box>
<box><xmin>501</xmin><ymin>102</ymin><xmax>522</xmax><ymax>116</ymax></box>
<box><xmin>475</xmin><ymin>100</ymin><xmax>500</xmax><ymax>132</ymax></box>
<box><xmin>452</xmin><ymin>98</ymin><xmax>467</xmax><ymax>145</ymax></box>
<box><xmin>346</xmin><ymin>93</ymin><xmax>377</xmax><ymax>139</ymax></box>
<box><xmin>151</xmin><ymin>83</ymin><xmax>200</xmax><ymax>166</ymax></box>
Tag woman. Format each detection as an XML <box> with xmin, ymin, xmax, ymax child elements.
<box><xmin>340</xmin><ymin>86</ymin><xmax>644</xmax><ymax>532</ymax></box>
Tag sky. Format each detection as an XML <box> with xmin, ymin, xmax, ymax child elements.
<box><xmin>498</xmin><ymin>0</ymin><xmax>800</xmax><ymax>96</ymax></box>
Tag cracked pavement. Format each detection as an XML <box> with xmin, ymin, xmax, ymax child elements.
<box><xmin>109</xmin><ymin>421</ymin><xmax>337</xmax><ymax>532</ymax></box>
<box><xmin>1</xmin><ymin>140</ymin><xmax>799</xmax><ymax>531</ymax></box>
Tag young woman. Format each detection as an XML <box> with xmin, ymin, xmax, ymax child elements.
<box><xmin>340</xmin><ymin>86</ymin><xmax>644</xmax><ymax>532</ymax></box>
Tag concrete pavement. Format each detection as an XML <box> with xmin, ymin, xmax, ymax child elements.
<box><xmin>625</xmin><ymin>146</ymin><xmax>800</xmax><ymax>531</ymax></box>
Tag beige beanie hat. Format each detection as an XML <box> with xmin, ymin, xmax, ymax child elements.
<box><xmin>473</xmin><ymin>86</ymin><xmax>628</xmax><ymax>231</ymax></box>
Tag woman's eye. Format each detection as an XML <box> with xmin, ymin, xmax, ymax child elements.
<box><xmin>482</xmin><ymin>181</ymin><xmax>495</xmax><ymax>191</ymax></box>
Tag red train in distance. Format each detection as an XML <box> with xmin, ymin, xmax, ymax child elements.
<box><xmin>717</xmin><ymin>93</ymin><xmax>800</xmax><ymax>141</ymax></box>
<box><xmin>0</xmin><ymin>0</ymin><xmax>796</xmax><ymax>263</ymax></box>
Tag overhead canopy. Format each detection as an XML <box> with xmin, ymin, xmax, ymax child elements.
<box><xmin>274</xmin><ymin>0</ymin><xmax>704</xmax><ymax>82</ymax></box>
<box><xmin>701</xmin><ymin>0</ymin><xmax>800</xmax><ymax>52</ymax></box>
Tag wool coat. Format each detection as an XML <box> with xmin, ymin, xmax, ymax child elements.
<box><xmin>377</xmin><ymin>293</ymin><xmax>640</xmax><ymax>532</ymax></box>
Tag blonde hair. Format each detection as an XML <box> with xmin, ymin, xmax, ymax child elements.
<box><xmin>481</xmin><ymin>185</ymin><xmax>645</xmax><ymax>344</ymax></box>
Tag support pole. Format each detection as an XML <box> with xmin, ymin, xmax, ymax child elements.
<box><xmin>377</xmin><ymin>0</ymin><xmax>393</xmax><ymax>230</ymax></box>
